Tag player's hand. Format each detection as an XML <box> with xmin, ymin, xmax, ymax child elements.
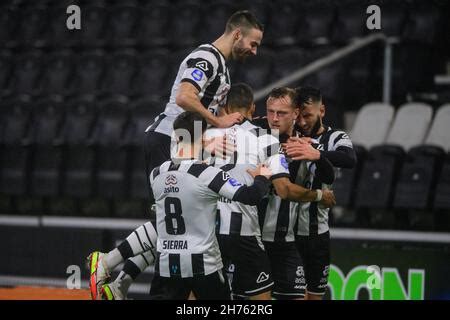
<box><xmin>288</xmin><ymin>136</ymin><xmax>312</xmax><ymax>144</ymax></box>
<box><xmin>203</xmin><ymin>135</ymin><xmax>235</xmax><ymax>159</ymax></box>
<box><xmin>214</xmin><ymin>112</ymin><xmax>243</xmax><ymax>128</ymax></box>
<box><xmin>247</xmin><ymin>164</ymin><xmax>272</xmax><ymax>179</ymax></box>
<box><xmin>319</xmin><ymin>189</ymin><xmax>336</xmax><ymax>208</ymax></box>
<box><xmin>285</xmin><ymin>143</ymin><xmax>321</xmax><ymax>161</ymax></box>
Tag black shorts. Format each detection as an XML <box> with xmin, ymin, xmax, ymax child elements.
<box><xmin>263</xmin><ymin>241</ymin><xmax>305</xmax><ymax>299</ymax></box>
<box><xmin>148</xmin><ymin>270</ymin><xmax>231</xmax><ymax>300</ymax></box>
<box><xmin>295</xmin><ymin>231</ymin><xmax>330</xmax><ymax>296</ymax></box>
<box><xmin>144</xmin><ymin>130</ymin><xmax>172</xmax><ymax>176</ymax></box>
<box><xmin>219</xmin><ymin>235</ymin><xmax>273</xmax><ymax>297</ymax></box>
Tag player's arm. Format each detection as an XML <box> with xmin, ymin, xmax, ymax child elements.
<box><xmin>204</xmin><ymin>164</ymin><xmax>272</xmax><ymax>206</ymax></box>
<box><xmin>176</xmin><ymin>82</ymin><xmax>242</xmax><ymax>128</ymax></box>
<box><xmin>286</xmin><ymin>135</ymin><xmax>356</xmax><ymax>169</ymax></box>
<box><xmin>175</xmin><ymin>54</ymin><xmax>242</xmax><ymax>128</ymax></box>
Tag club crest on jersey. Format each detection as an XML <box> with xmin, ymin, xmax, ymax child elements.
<box><xmin>191</xmin><ymin>69</ymin><xmax>203</xmax><ymax>81</ymax></box>
<box><xmin>195</xmin><ymin>61</ymin><xmax>209</xmax><ymax>71</ymax></box>
<box><xmin>164</xmin><ymin>174</ymin><xmax>179</xmax><ymax>193</ymax></box>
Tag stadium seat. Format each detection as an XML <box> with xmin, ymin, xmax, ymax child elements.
<box><xmin>137</xmin><ymin>2</ymin><xmax>170</xmax><ymax>48</ymax></box>
<box><xmin>47</xmin><ymin>5</ymin><xmax>80</xmax><ymax>48</ymax></box>
<box><xmin>0</xmin><ymin>50</ymin><xmax>12</xmax><ymax>94</ymax></box>
<box><xmin>403</xmin><ymin>4</ymin><xmax>442</xmax><ymax>44</ymax></box>
<box><xmin>62</xmin><ymin>144</ymin><xmax>95</xmax><ymax>199</ymax></box>
<box><xmin>7</xmin><ymin>50</ymin><xmax>43</xmax><ymax>96</ymax></box>
<box><xmin>133</xmin><ymin>50</ymin><xmax>171</xmax><ymax>98</ymax></box>
<box><xmin>296</xmin><ymin>2</ymin><xmax>335</xmax><ymax>45</ymax></box>
<box><xmin>377</xmin><ymin>3</ymin><xmax>408</xmax><ymax>38</ymax></box>
<box><xmin>0</xmin><ymin>95</ymin><xmax>32</xmax><ymax>146</ymax></box>
<box><xmin>71</xmin><ymin>50</ymin><xmax>105</xmax><ymax>95</ymax></box>
<box><xmin>30</xmin><ymin>145</ymin><xmax>63</xmax><ymax>197</ymax></box>
<box><xmin>124</xmin><ymin>96</ymin><xmax>164</xmax><ymax>147</ymax></box>
<box><xmin>264</xmin><ymin>1</ymin><xmax>298</xmax><ymax>47</ymax></box>
<box><xmin>332</xmin><ymin>3</ymin><xmax>367</xmax><ymax>44</ymax></box>
<box><xmin>58</xmin><ymin>95</ymin><xmax>97</xmax><ymax>145</ymax></box>
<box><xmin>350</xmin><ymin>103</ymin><xmax>395</xmax><ymax>151</ymax></box>
<box><xmin>0</xmin><ymin>5</ymin><xmax>17</xmax><ymax>48</ymax></box>
<box><xmin>10</xmin><ymin>4</ymin><xmax>48</xmax><ymax>48</ymax></box>
<box><xmin>25</xmin><ymin>95</ymin><xmax>65</xmax><ymax>146</ymax></box>
<box><xmin>393</xmin><ymin>104</ymin><xmax>450</xmax><ymax>210</ymax></box>
<box><xmin>354</xmin><ymin>103</ymin><xmax>432</xmax><ymax>209</ymax></box>
<box><xmin>39</xmin><ymin>50</ymin><xmax>74</xmax><ymax>96</ymax></box>
<box><xmin>169</xmin><ymin>3</ymin><xmax>202</xmax><ymax>48</ymax></box>
<box><xmin>95</xmin><ymin>146</ymin><xmax>128</xmax><ymax>199</ymax></box>
<box><xmin>200</xmin><ymin>2</ymin><xmax>235</xmax><ymax>43</ymax></box>
<box><xmin>385</xmin><ymin>103</ymin><xmax>433</xmax><ymax>151</ymax></box>
<box><xmin>102</xmin><ymin>50</ymin><xmax>137</xmax><ymax>96</ymax></box>
<box><xmin>233</xmin><ymin>49</ymin><xmax>274</xmax><ymax>90</ymax></box>
<box><xmin>0</xmin><ymin>145</ymin><xmax>30</xmax><ymax>196</ymax></box>
<box><xmin>236</xmin><ymin>0</ymin><xmax>269</xmax><ymax>26</ymax></box>
<box><xmin>90</xmin><ymin>95</ymin><xmax>129</xmax><ymax>147</ymax></box>
<box><xmin>79</xmin><ymin>4</ymin><xmax>107</xmax><ymax>48</ymax></box>
<box><xmin>434</xmin><ymin>158</ymin><xmax>450</xmax><ymax>210</ymax></box>
<box><xmin>273</xmin><ymin>48</ymin><xmax>310</xmax><ymax>80</ymax></box>
<box><xmin>108</xmin><ymin>3</ymin><xmax>139</xmax><ymax>47</ymax></box>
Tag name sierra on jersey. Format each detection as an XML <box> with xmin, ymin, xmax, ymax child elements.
<box><xmin>164</xmin><ymin>174</ymin><xmax>180</xmax><ymax>193</ymax></box>
<box><xmin>162</xmin><ymin>240</ymin><xmax>188</xmax><ymax>250</ymax></box>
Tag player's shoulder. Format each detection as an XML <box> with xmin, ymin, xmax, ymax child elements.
<box><xmin>325</xmin><ymin>126</ymin><xmax>353</xmax><ymax>149</ymax></box>
<box><xmin>186</xmin><ymin>44</ymin><xmax>221</xmax><ymax>65</ymax></box>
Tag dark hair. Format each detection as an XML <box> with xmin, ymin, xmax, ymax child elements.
<box><xmin>173</xmin><ymin>111</ymin><xmax>207</xmax><ymax>143</ymax></box>
<box><xmin>294</xmin><ymin>86</ymin><xmax>322</xmax><ymax>106</ymax></box>
<box><xmin>225</xmin><ymin>10</ymin><xmax>264</xmax><ymax>34</ymax></box>
<box><xmin>226</xmin><ymin>83</ymin><xmax>254</xmax><ymax>111</ymax></box>
<box><xmin>267</xmin><ymin>87</ymin><xmax>297</xmax><ymax>107</ymax></box>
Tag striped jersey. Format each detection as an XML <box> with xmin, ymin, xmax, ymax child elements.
<box><xmin>295</xmin><ymin>127</ymin><xmax>353</xmax><ymax>236</ymax></box>
<box><xmin>253</xmin><ymin>118</ymin><xmax>302</xmax><ymax>243</ymax></box>
<box><xmin>147</xmin><ymin>44</ymin><xmax>231</xmax><ymax>137</ymax></box>
<box><xmin>204</xmin><ymin>120</ymin><xmax>290</xmax><ymax>237</ymax></box>
<box><xmin>150</xmin><ymin>159</ymin><xmax>267</xmax><ymax>278</ymax></box>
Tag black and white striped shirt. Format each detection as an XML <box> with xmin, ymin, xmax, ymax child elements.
<box><xmin>147</xmin><ymin>44</ymin><xmax>231</xmax><ymax>137</ymax></box>
<box><xmin>204</xmin><ymin>120</ymin><xmax>290</xmax><ymax>237</ymax></box>
<box><xmin>295</xmin><ymin>127</ymin><xmax>353</xmax><ymax>236</ymax></box>
<box><xmin>150</xmin><ymin>159</ymin><xmax>270</xmax><ymax>278</ymax></box>
<box><xmin>253</xmin><ymin>118</ymin><xmax>301</xmax><ymax>243</ymax></box>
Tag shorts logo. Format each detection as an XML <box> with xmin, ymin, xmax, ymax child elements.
<box><xmin>195</xmin><ymin>61</ymin><xmax>209</xmax><ymax>72</ymax></box>
<box><xmin>296</xmin><ymin>266</ymin><xmax>305</xmax><ymax>278</ymax></box>
<box><xmin>191</xmin><ymin>69</ymin><xmax>204</xmax><ymax>81</ymax></box>
<box><xmin>256</xmin><ymin>272</ymin><xmax>270</xmax><ymax>284</ymax></box>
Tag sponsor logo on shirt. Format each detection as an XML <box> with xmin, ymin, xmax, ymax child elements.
<box><xmin>195</xmin><ymin>61</ymin><xmax>209</xmax><ymax>71</ymax></box>
<box><xmin>164</xmin><ymin>174</ymin><xmax>179</xmax><ymax>193</ymax></box>
<box><xmin>191</xmin><ymin>69</ymin><xmax>204</xmax><ymax>81</ymax></box>
<box><xmin>228</xmin><ymin>178</ymin><xmax>242</xmax><ymax>187</ymax></box>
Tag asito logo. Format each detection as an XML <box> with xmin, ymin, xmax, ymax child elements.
<box><xmin>164</xmin><ymin>174</ymin><xmax>179</xmax><ymax>193</ymax></box>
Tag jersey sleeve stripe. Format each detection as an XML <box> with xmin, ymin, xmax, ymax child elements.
<box><xmin>180</xmin><ymin>78</ymin><xmax>201</xmax><ymax>92</ymax></box>
<box><xmin>187</xmin><ymin>163</ymin><xmax>209</xmax><ymax>178</ymax></box>
<box><xmin>152</xmin><ymin>166</ymin><xmax>160</xmax><ymax>181</ymax></box>
<box><xmin>263</xmin><ymin>143</ymin><xmax>280</xmax><ymax>158</ymax></box>
<box><xmin>207</xmin><ymin>171</ymin><xmax>228</xmax><ymax>193</ymax></box>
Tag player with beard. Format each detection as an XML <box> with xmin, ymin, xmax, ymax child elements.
<box><xmin>285</xmin><ymin>86</ymin><xmax>356</xmax><ymax>300</ymax></box>
<box><xmin>253</xmin><ymin>87</ymin><xmax>336</xmax><ymax>299</ymax></box>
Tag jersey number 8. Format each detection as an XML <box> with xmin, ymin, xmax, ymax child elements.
<box><xmin>164</xmin><ymin>197</ymin><xmax>186</xmax><ymax>235</ymax></box>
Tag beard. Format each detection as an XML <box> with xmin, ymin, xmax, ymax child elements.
<box><xmin>232</xmin><ymin>41</ymin><xmax>251</xmax><ymax>62</ymax></box>
<box><xmin>300</xmin><ymin>116</ymin><xmax>322</xmax><ymax>137</ymax></box>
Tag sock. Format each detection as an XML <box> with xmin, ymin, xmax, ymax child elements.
<box><xmin>103</xmin><ymin>248</ymin><xmax>124</xmax><ymax>271</ymax></box>
<box><xmin>117</xmin><ymin>222</ymin><xmax>158</xmax><ymax>260</ymax></box>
